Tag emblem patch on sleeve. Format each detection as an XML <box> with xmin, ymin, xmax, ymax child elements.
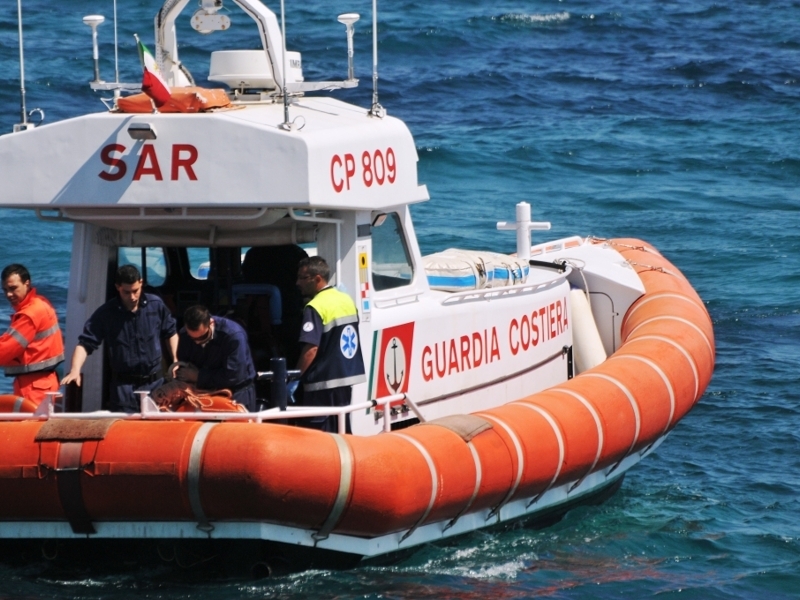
<box><xmin>340</xmin><ymin>324</ymin><xmax>359</xmax><ymax>359</ymax></box>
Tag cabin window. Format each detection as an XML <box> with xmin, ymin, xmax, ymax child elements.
<box><xmin>187</xmin><ymin>247</ymin><xmax>211</xmax><ymax>280</ymax></box>
<box><xmin>117</xmin><ymin>247</ymin><xmax>167</xmax><ymax>287</ymax></box>
<box><xmin>371</xmin><ymin>212</ymin><xmax>413</xmax><ymax>291</ymax></box>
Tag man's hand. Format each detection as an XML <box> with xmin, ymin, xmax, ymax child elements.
<box><xmin>60</xmin><ymin>345</ymin><xmax>88</xmax><ymax>388</ymax></box>
<box><xmin>296</xmin><ymin>343</ymin><xmax>318</xmax><ymax>375</ymax></box>
<box><xmin>287</xmin><ymin>380</ymin><xmax>299</xmax><ymax>404</ymax></box>
<box><xmin>60</xmin><ymin>370</ymin><xmax>82</xmax><ymax>387</ymax></box>
<box><xmin>167</xmin><ymin>361</ymin><xmax>181</xmax><ymax>381</ymax></box>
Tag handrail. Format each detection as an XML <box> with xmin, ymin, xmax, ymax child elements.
<box><xmin>438</xmin><ymin>268</ymin><xmax>570</xmax><ymax>306</ymax></box>
<box><xmin>0</xmin><ymin>393</ymin><xmax>425</xmax><ymax>436</ymax></box>
<box><xmin>35</xmin><ymin>207</ymin><xmax>274</xmax><ymax>223</ymax></box>
<box><xmin>256</xmin><ymin>369</ymin><xmax>302</xmax><ymax>381</ymax></box>
<box><xmin>69</xmin><ymin>207</ymin><xmax>271</xmax><ymax>221</ymax></box>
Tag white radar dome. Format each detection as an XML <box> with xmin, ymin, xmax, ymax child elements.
<box><xmin>208</xmin><ymin>50</ymin><xmax>303</xmax><ymax>90</ymax></box>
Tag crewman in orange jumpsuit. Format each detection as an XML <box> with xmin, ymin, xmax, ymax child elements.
<box><xmin>0</xmin><ymin>264</ymin><xmax>64</xmax><ymax>405</ymax></box>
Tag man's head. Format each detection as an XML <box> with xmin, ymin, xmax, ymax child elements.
<box><xmin>184</xmin><ymin>305</ymin><xmax>214</xmax><ymax>345</ymax></box>
<box><xmin>115</xmin><ymin>264</ymin><xmax>143</xmax><ymax>312</ymax></box>
<box><xmin>1</xmin><ymin>264</ymin><xmax>32</xmax><ymax>308</ymax></box>
<box><xmin>296</xmin><ymin>256</ymin><xmax>330</xmax><ymax>299</ymax></box>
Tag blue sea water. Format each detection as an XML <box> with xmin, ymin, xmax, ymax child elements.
<box><xmin>1</xmin><ymin>0</ymin><xmax>799</xmax><ymax>597</ymax></box>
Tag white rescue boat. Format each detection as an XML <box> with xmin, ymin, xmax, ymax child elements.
<box><xmin>0</xmin><ymin>0</ymin><xmax>714</xmax><ymax>572</ymax></box>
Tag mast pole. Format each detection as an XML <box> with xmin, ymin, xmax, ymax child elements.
<box><xmin>279</xmin><ymin>0</ymin><xmax>292</xmax><ymax>130</ymax></box>
<box><xmin>16</xmin><ymin>0</ymin><xmax>28</xmax><ymax>127</ymax></box>
<box><xmin>113</xmin><ymin>0</ymin><xmax>120</xmax><ymax>84</ymax></box>
<box><xmin>369</xmin><ymin>0</ymin><xmax>384</xmax><ymax>117</ymax></box>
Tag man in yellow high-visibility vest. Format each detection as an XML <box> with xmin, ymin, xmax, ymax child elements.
<box><xmin>296</xmin><ymin>256</ymin><xmax>365</xmax><ymax>432</ymax></box>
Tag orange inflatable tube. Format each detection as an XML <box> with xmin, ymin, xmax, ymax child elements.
<box><xmin>0</xmin><ymin>238</ymin><xmax>714</xmax><ymax>539</ymax></box>
<box><xmin>0</xmin><ymin>394</ymin><xmax>37</xmax><ymax>413</ymax></box>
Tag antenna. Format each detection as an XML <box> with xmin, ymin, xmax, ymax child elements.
<box><xmin>78</xmin><ymin>10</ymin><xmax>140</xmax><ymax>98</ymax></box>
<box><xmin>369</xmin><ymin>0</ymin><xmax>384</xmax><ymax>118</ymax></box>
<box><xmin>15</xmin><ymin>0</ymin><xmax>27</xmax><ymax>128</ymax></box>
<box><xmin>279</xmin><ymin>0</ymin><xmax>292</xmax><ymax>130</ymax></box>
<box><xmin>113</xmin><ymin>0</ymin><xmax>120</xmax><ymax>85</ymax></box>
<box><xmin>13</xmin><ymin>0</ymin><xmax>41</xmax><ymax>132</ymax></box>
<box><xmin>83</xmin><ymin>15</ymin><xmax>105</xmax><ymax>84</ymax></box>
<box><xmin>337</xmin><ymin>13</ymin><xmax>360</xmax><ymax>82</ymax></box>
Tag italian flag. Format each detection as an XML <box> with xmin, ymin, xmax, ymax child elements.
<box><xmin>136</xmin><ymin>37</ymin><xmax>171</xmax><ymax>107</ymax></box>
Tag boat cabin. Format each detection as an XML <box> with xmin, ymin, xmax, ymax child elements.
<box><xmin>0</xmin><ymin>0</ymin><xmax>645</xmax><ymax>435</ymax></box>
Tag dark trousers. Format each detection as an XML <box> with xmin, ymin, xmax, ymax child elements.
<box><xmin>299</xmin><ymin>386</ymin><xmax>352</xmax><ymax>433</ymax></box>
<box><xmin>109</xmin><ymin>378</ymin><xmax>164</xmax><ymax>413</ymax></box>
<box><xmin>232</xmin><ymin>383</ymin><xmax>256</xmax><ymax>412</ymax></box>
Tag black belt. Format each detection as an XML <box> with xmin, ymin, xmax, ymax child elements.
<box><xmin>229</xmin><ymin>379</ymin><xmax>255</xmax><ymax>394</ymax></box>
<box><xmin>6</xmin><ymin>369</ymin><xmax>55</xmax><ymax>378</ymax></box>
<box><xmin>113</xmin><ymin>372</ymin><xmax>161</xmax><ymax>386</ymax></box>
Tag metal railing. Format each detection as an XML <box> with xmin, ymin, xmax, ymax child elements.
<box><xmin>438</xmin><ymin>269</ymin><xmax>569</xmax><ymax>306</ymax></box>
<box><xmin>0</xmin><ymin>391</ymin><xmax>425</xmax><ymax>436</ymax></box>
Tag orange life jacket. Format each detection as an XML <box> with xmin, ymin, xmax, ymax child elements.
<box><xmin>0</xmin><ymin>288</ymin><xmax>64</xmax><ymax>377</ymax></box>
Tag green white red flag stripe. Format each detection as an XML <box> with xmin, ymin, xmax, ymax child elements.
<box><xmin>136</xmin><ymin>37</ymin><xmax>171</xmax><ymax>107</ymax></box>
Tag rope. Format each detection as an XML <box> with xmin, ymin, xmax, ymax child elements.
<box><xmin>150</xmin><ymin>380</ymin><xmax>244</xmax><ymax>413</ymax></box>
<box><xmin>626</xmin><ymin>261</ymin><xmax>677</xmax><ymax>276</ymax></box>
<box><xmin>588</xmin><ymin>237</ymin><xmax>660</xmax><ymax>255</ymax></box>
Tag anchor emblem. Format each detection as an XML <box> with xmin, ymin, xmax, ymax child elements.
<box><xmin>383</xmin><ymin>336</ymin><xmax>406</xmax><ymax>393</ymax></box>
<box><xmin>372</xmin><ymin>322</ymin><xmax>415</xmax><ymax>398</ymax></box>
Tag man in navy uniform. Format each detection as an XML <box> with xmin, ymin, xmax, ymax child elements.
<box><xmin>295</xmin><ymin>256</ymin><xmax>365</xmax><ymax>432</ymax></box>
<box><xmin>173</xmin><ymin>304</ymin><xmax>257</xmax><ymax>411</ymax></box>
<box><xmin>61</xmin><ymin>264</ymin><xmax>178</xmax><ymax>412</ymax></box>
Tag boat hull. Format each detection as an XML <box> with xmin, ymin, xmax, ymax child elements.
<box><xmin>0</xmin><ymin>474</ymin><xmax>627</xmax><ymax>574</ymax></box>
<box><xmin>0</xmin><ymin>239</ymin><xmax>714</xmax><ymax>559</ymax></box>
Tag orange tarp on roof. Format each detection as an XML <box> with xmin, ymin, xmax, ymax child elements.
<box><xmin>117</xmin><ymin>87</ymin><xmax>231</xmax><ymax>114</ymax></box>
